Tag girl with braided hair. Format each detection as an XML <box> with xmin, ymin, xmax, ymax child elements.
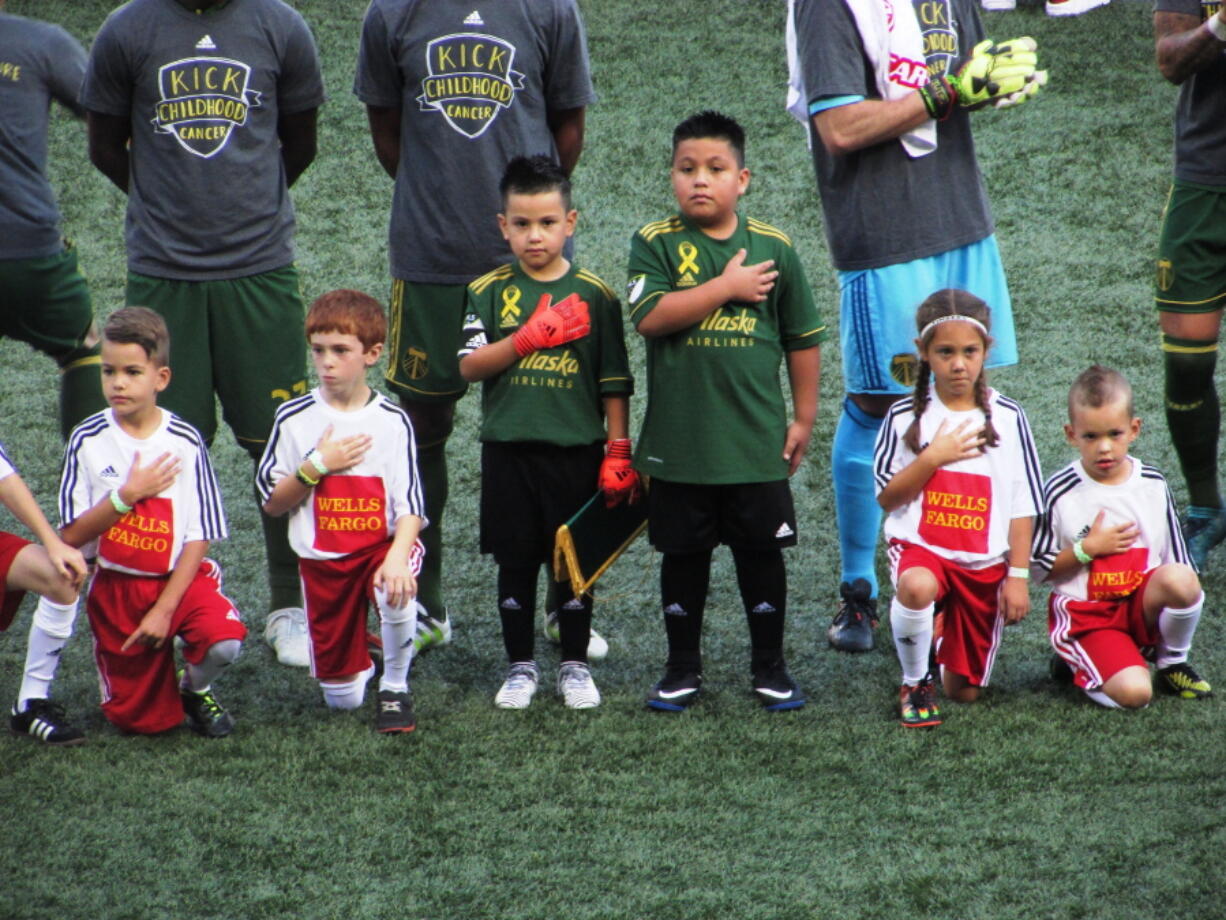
<box><xmin>872</xmin><ymin>289</ymin><xmax>1044</xmax><ymax>728</ymax></box>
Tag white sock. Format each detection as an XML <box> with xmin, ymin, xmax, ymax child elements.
<box><xmin>182</xmin><ymin>638</ymin><xmax>242</xmax><ymax>693</ymax></box>
<box><xmin>890</xmin><ymin>597</ymin><xmax>934</xmax><ymax>685</ymax></box>
<box><xmin>320</xmin><ymin>663</ymin><xmax>375</xmax><ymax>710</ymax></box>
<box><xmin>1156</xmin><ymin>593</ymin><xmax>1203</xmax><ymax>668</ymax></box>
<box><xmin>1083</xmin><ymin>687</ymin><xmax>1123</xmax><ymax>709</ymax></box>
<box><xmin>376</xmin><ymin>589</ymin><xmax>417</xmax><ymax>694</ymax></box>
<box><xmin>18</xmin><ymin>597</ymin><xmax>79</xmax><ymax>708</ymax></box>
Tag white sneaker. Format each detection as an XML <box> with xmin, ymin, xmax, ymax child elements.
<box><xmin>1046</xmin><ymin>0</ymin><xmax>1109</xmax><ymax>15</ymax></box>
<box><xmin>265</xmin><ymin>607</ymin><xmax>310</xmax><ymax>668</ymax></box>
<box><xmin>543</xmin><ymin>610</ymin><xmax>609</xmax><ymax>661</ymax></box>
<box><xmin>981</xmin><ymin>0</ymin><xmax>1015</xmax><ymax>9</ymax></box>
<box><xmin>558</xmin><ymin>662</ymin><xmax>601</xmax><ymax>710</ymax></box>
<box><xmin>494</xmin><ymin>661</ymin><xmax>540</xmax><ymax>710</ymax></box>
<box><xmin>414</xmin><ymin>609</ymin><xmax>453</xmax><ymax>652</ymax></box>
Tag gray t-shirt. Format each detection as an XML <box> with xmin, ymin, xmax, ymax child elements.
<box><xmin>354</xmin><ymin>0</ymin><xmax>596</xmax><ymax>284</ymax></box>
<box><xmin>1156</xmin><ymin>0</ymin><xmax>1226</xmax><ymax>185</ymax></box>
<box><xmin>0</xmin><ymin>12</ymin><xmax>87</xmax><ymax>260</ymax></box>
<box><xmin>794</xmin><ymin>0</ymin><xmax>994</xmax><ymax>271</ymax></box>
<box><xmin>81</xmin><ymin>0</ymin><xmax>325</xmax><ymax>280</ymax></box>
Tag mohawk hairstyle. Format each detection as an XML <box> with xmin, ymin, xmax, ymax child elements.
<box><xmin>1068</xmin><ymin>365</ymin><xmax>1134</xmax><ymax>420</ymax></box>
<box><xmin>499</xmin><ymin>154</ymin><xmax>572</xmax><ymax>209</ymax></box>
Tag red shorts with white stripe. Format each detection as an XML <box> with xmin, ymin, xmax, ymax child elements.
<box><xmin>1048</xmin><ymin>572</ymin><xmax>1158</xmax><ymax>691</ymax></box>
<box><xmin>0</xmin><ymin>530</ymin><xmax>31</xmax><ymax>631</ymax></box>
<box><xmin>298</xmin><ymin>539</ymin><xmax>424</xmax><ymax>682</ymax></box>
<box><xmin>88</xmin><ymin>559</ymin><xmax>247</xmax><ymax>734</ymax></box>
<box><xmin>890</xmin><ymin>540</ymin><xmax>1007</xmax><ymax>687</ymax></box>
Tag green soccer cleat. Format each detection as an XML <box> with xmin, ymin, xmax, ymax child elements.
<box><xmin>179</xmin><ymin>671</ymin><xmax>235</xmax><ymax>738</ymax></box>
<box><xmin>1157</xmin><ymin>662</ymin><xmax>1212</xmax><ymax>700</ymax></box>
<box><xmin>413</xmin><ymin>609</ymin><xmax>453</xmax><ymax>652</ymax></box>
<box><xmin>1182</xmin><ymin>506</ymin><xmax>1226</xmax><ymax>573</ymax></box>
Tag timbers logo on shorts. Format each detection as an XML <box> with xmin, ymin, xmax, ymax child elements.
<box><xmin>152</xmin><ymin>55</ymin><xmax>261</xmax><ymax>158</ymax></box>
<box><xmin>418</xmin><ymin>33</ymin><xmax>525</xmax><ymax>139</ymax></box>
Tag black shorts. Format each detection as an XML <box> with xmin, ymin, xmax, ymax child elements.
<box><xmin>647</xmin><ymin>478</ymin><xmax>798</xmax><ymax>555</ymax></box>
<box><xmin>480</xmin><ymin>441</ymin><xmax>603</xmax><ymax>566</ymax></box>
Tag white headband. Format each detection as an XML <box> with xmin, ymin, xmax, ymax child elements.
<box><xmin>919</xmin><ymin>314</ymin><xmax>989</xmax><ymax>341</ymax></box>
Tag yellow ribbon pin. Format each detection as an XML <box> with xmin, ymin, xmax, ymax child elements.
<box><xmin>677</xmin><ymin>242</ymin><xmax>699</xmax><ymax>276</ymax></box>
<box><xmin>500</xmin><ymin>286</ymin><xmax>522</xmax><ymax>325</ymax></box>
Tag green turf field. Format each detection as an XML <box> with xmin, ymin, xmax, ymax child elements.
<box><xmin>1</xmin><ymin>2</ymin><xmax>1222</xmax><ymax>918</ymax></box>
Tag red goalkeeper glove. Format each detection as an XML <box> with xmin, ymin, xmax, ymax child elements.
<box><xmin>511</xmin><ymin>292</ymin><xmax>591</xmax><ymax>357</ymax></box>
<box><xmin>599</xmin><ymin>438</ymin><xmax>641</xmax><ymax>508</ymax></box>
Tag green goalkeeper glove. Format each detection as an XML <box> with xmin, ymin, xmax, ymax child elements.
<box><xmin>917</xmin><ymin>37</ymin><xmax>1042</xmax><ymax>120</ymax></box>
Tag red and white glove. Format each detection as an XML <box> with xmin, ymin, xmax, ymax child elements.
<box><xmin>599</xmin><ymin>438</ymin><xmax>641</xmax><ymax>508</ymax></box>
<box><xmin>511</xmin><ymin>292</ymin><xmax>591</xmax><ymax>357</ymax></box>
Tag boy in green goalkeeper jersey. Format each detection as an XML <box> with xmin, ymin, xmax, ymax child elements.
<box><xmin>458</xmin><ymin>156</ymin><xmax>635</xmax><ymax>711</ymax></box>
<box><xmin>626</xmin><ymin>111</ymin><xmax>826</xmax><ymax>712</ymax></box>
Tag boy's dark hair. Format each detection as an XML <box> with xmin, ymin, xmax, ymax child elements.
<box><xmin>672</xmin><ymin>110</ymin><xmax>746</xmax><ymax>166</ymax></box>
<box><xmin>499</xmin><ymin>155</ymin><xmax>572</xmax><ymax>209</ymax></box>
<box><xmin>1069</xmin><ymin>365</ymin><xmax>1134</xmax><ymax>420</ymax></box>
<box><xmin>305</xmin><ymin>289</ymin><xmax>386</xmax><ymax>351</ymax></box>
<box><xmin>904</xmin><ymin>289</ymin><xmax>998</xmax><ymax>453</ymax></box>
<box><xmin>104</xmin><ymin>306</ymin><xmax>170</xmax><ymax>368</ymax></box>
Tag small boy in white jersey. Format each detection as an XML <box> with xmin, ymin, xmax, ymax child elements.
<box><xmin>1033</xmin><ymin>365</ymin><xmax>1210</xmax><ymax>708</ymax></box>
<box><xmin>59</xmin><ymin>307</ymin><xmax>245</xmax><ymax>737</ymax></box>
<box><xmin>257</xmin><ymin>290</ymin><xmax>426</xmax><ymax>733</ymax></box>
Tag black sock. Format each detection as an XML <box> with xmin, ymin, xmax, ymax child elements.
<box><xmin>497</xmin><ymin>563</ymin><xmax>539</xmax><ymax>663</ymax></box>
<box><xmin>1164</xmin><ymin>334</ymin><xmax>1221</xmax><ymax>508</ymax></box>
<box><xmin>733</xmin><ymin>547</ymin><xmax>787</xmax><ymax>666</ymax></box>
<box><xmin>555</xmin><ymin>582</ymin><xmax>592</xmax><ymax>664</ymax></box>
<box><xmin>660</xmin><ymin>550</ymin><xmax>711</xmax><ymax>672</ymax></box>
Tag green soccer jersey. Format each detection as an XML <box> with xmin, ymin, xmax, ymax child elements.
<box><xmin>626</xmin><ymin>213</ymin><xmax>826</xmax><ymax>484</ymax></box>
<box><xmin>460</xmin><ymin>262</ymin><xmax>633</xmax><ymax>446</ymax></box>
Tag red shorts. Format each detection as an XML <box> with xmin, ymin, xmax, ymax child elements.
<box><xmin>1048</xmin><ymin>572</ymin><xmax>1158</xmax><ymax>690</ymax></box>
<box><xmin>0</xmin><ymin>530</ymin><xmax>31</xmax><ymax>631</ymax></box>
<box><xmin>87</xmin><ymin>559</ymin><xmax>247</xmax><ymax>734</ymax></box>
<box><xmin>299</xmin><ymin>539</ymin><xmax>423</xmax><ymax>682</ymax></box>
<box><xmin>890</xmin><ymin>540</ymin><xmax>1006</xmax><ymax>687</ymax></box>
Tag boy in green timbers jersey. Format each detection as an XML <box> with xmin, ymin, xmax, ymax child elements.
<box><xmin>627</xmin><ymin>111</ymin><xmax>825</xmax><ymax>712</ymax></box>
<box><xmin>458</xmin><ymin>156</ymin><xmax>636</xmax><ymax>710</ymax></box>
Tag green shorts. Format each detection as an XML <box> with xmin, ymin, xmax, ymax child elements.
<box><xmin>0</xmin><ymin>244</ymin><xmax>96</xmax><ymax>365</ymax></box>
<box><xmin>126</xmin><ymin>266</ymin><xmax>307</xmax><ymax>452</ymax></box>
<box><xmin>384</xmin><ymin>279</ymin><xmax>470</xmax><ymax>403</ymax></box>
<box><xmin>1155</xmin><ymin>180</ymin><xmax>1226</xmax><ymax>314</ymax></box>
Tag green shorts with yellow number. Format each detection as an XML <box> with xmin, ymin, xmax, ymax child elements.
<box><xmin>126</xmin><ymin>266</ymin><xmax>307</xmax><ymax>453</ymax></box>
<box><xmin>1155</xmin><ymin>179</ymin><xmax>1226</xmax><ymax>314</ymax></box>
<box><xmin>0</xmin><ymin>243</ymin><xmax>96</xmax><ymax>364</ymax></box>
<box><xmin>384</xmin><ymin>279</ymin><xmax>470</xmax><ymax>403</ymax></box>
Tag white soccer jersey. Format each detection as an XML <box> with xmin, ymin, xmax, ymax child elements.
<box><xmin>60</xmin><ymin>409</ymin><xmax>227</xmax><ymax>576</ymax></box>
<box><xmin>874</xmin><ymin>388</ymin><xmax>1043</xmax><ymax>566</ymax></box>
<box><xmin>256</xmin><ymin>389</ymin><xmax>426</xmax><ymax>562</ymax></box>
<box><xmin>0</xmin><ymin>441</ymin><xmax>16</xmax><ymax>482</ymax></box>
<box><xmin>1033</xmin><ymin>457</ymin><xmax>1189</xmax><ymax>601</ymax></box>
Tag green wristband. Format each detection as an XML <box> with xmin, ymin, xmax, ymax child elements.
<box><xmin>1072</xmin><ymin>540</ymin><xmax>1092</xmax><ymax>565</ymax></box>
<box><xmin>110</xmin><ymin>489</ymin><xmax>133</xmax><ymax>515</ymax></box>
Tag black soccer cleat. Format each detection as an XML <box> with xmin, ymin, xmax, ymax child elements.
<box><xmin>376</xmin><ymin>688</ymin><xmax>417</xmax><ymax>733</ymax></box>
<box><xmin>180</xmin><ymin>684</ymin><xmax>235</xmax><ymax>738</ymax></box>
<box><xmin>751</xmin><ymin>660</ymin><xmax>807</xmax><ymax>711</ymax></box>
<box><xmin>10</xmin><ymin>698</ymin><xmax>85</xmax><ymax>746</ymax></box>
<box><xmin>646</xmin><ymin>668</ymin><xmax>702</xmax><ymax>712</ymax></box>
<box><xmin>828</xmin><ymin>578</ymin><xmax>878</xmax><ymax>653</ymax></box>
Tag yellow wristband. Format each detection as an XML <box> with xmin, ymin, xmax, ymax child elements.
<box><xmin>296</xmin><ymin>467</ymin><xmax>320</xmax><ymax>488</ymax></box>
<box><xmin>1072</xmin><ymin>540</ymin><xmax>1092</xmax><ymax>565</ymax></box>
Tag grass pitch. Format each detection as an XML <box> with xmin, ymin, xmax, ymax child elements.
<box><xmin>1</xmin><ymin>2</ymin><xmax>1223</xmax><ymax>919</ymax></box>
